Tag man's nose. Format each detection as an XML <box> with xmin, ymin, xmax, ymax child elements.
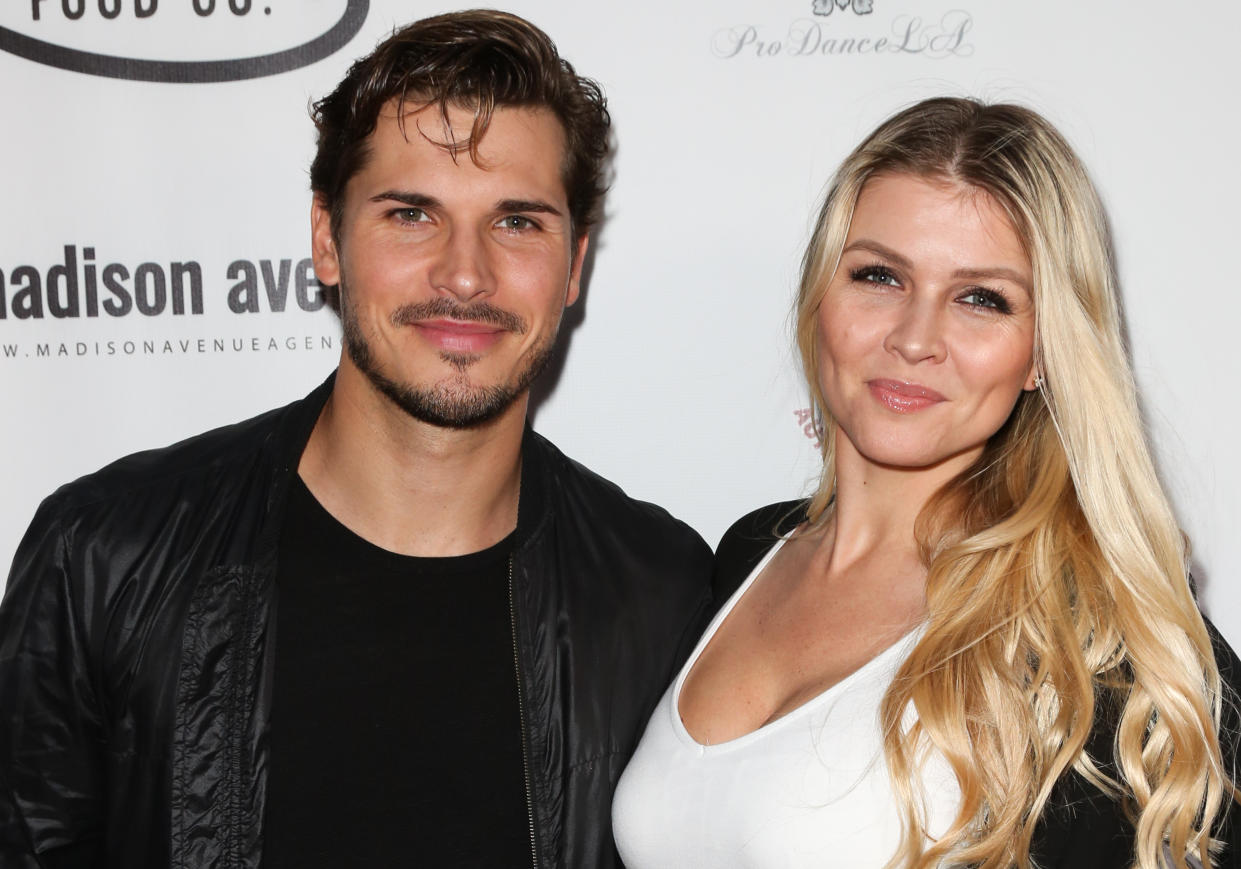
<box><xmin>428</xmin><ymin>228</ymin><xmax>495</xmax><ymax>302</ymax></box>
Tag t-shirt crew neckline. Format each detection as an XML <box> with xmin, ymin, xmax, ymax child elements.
<box><xmin>292</xmin><ymin>473</ymin><xmax>516</xmax><ymax>571</ymax></box>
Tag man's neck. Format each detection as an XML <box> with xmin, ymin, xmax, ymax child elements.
<box><xmin>296</xmin><ymin>366</ymin><xmax>525</xmax><ymax>557</ymax></box>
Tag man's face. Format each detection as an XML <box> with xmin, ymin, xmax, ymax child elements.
<box><xmin>312</xmin><ymin>100</ymin><xmax>586</xmax><ymax>429</ymax></box>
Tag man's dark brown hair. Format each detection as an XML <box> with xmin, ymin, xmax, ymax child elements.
<box><xmin>310</xmin><ymin>8</ymin><xmax>611</xmax><ymax>242</ymax></box>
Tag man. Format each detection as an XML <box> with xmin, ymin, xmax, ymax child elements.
<box><xmin>0</xmin><ymin>11</ymin><xmax>712</xmax><ymax>868</ymax></box>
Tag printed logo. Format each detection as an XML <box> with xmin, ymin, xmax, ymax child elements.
<box><xmin>812</xmin><ymin>0</ymin><xmax>873</xmax><ymax>16</ymax></box>
<box><xmin>712</xmin><ymin>1</ymin><xmax>973</xmax><ymax>61</ymax></box>
<box><xmin>794</xmin><ymin>408</ymin><xmax>821</xmax><ymax>451</ymax></box>
<box><xmin>0</xmin><ymin>245</ymin><xmax>340</xmax><ymax>363</ymax></box>
<box><xmin>0</xmin><ymin>245</ymin><xmax>329</xmax><ymax>320</ymax></box>
<box><xmin>0</xmin><ymin>0</ymin><xmax>368</xmax><ymax>82</ymax></box>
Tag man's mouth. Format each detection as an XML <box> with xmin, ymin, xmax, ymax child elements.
<box><xmin>412</xmin><ymin>318</ymin><xmax>507</xmax><ymax>354</ymax></box>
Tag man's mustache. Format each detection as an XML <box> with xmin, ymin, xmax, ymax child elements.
<box><xmin>391</xmin><ymin>298</ymin><xmax>527</xmax><ymax>335</ymax></box>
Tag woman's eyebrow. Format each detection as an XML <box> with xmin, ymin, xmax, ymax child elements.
<box><xmin>842</xmin><ymin>239</ymin><xmax>913</xmax><ymax>270</ymax></box>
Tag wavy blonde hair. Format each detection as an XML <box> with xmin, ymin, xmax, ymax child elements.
<box><xmin>795</xmin><ymin>98</ymin><xmax>1235</xmax><ymax>868</ymax></box>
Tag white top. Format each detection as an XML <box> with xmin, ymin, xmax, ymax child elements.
<box><xmin>612</xmin><ymin>537</ymin><xmax>962</xmax><ymax>868</ymax></box>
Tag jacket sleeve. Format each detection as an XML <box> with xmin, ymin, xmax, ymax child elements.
<box><xmin>0</xmin><ymin>498</ymin><xmax>107</xmax><ymax>868</ymax></box>
<box><xmin>1208</xmin><ymin>616</ymin><xmax>1241</xmax><ymax>868</ymax></box>
<box><xmin>1030</xmin><ymin>618</ymin><xmax>1241</xmax><ymax>869</ymax></box>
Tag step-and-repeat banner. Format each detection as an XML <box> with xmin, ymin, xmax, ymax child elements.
<box><xmin>2</xmin><ymin>1</ymin><xmax>1239</xmax><ymax>640</ymax></box>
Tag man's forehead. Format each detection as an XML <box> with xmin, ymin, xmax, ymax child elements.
<box><xmin>354</xmin><ymin>100</ymin><xmax>568</xmax><ymax>205</ymax></box>
<box><xmin>377</xmin><ymin>97</ymin><xmax>564</xmax><ymax>154</ymax></box>
<box><xmin>348</xmin><ymin>101</ymin><xmax>570</xmax><ymax>211</ymax></box>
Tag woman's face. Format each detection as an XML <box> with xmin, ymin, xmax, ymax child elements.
<box><xmin>816</xmin><ymin>172</ymin><xmax>1038</xmax><ymax>477</ymax></box>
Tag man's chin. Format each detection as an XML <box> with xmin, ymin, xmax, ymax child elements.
<box><xmin>440</xmin><ymin>350</ymin><xmax>483</xmax><ymax>373</ymax></box>
<box><xmin>369</xmin><ymin>373</ymin><xmax>518</xmax><ymax>429</ymax></box>
<box><xmin>342</xmin><ymin>314</ymin><xmax>554</xmax><ymax>429</ymax></box>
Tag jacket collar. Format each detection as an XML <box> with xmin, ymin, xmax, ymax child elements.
<box><xmin>252</xmin><ymin>372</ymin><xmax>336</xmax><ymax>572</ymax></box>
<box><xmin>515</xmin><ymin>426</ymin><xmax>553</xmax><ymax>551</ymax></box>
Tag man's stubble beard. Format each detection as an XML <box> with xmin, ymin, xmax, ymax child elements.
<box><xmin>340</xmin><ymin>280</ymin><xmax>560</xmax><ymax>430</ymax></box>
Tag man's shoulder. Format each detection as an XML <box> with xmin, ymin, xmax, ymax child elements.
<box><xmin>527</xmin><ymin>431</ymin><xmax>709</xmax><ymax>557</ymax></box>
<box><xmin>525</xmin><ymin>433</ymin><xmax>714</xmax><ymax>669</ymax></box>
<box><xmin>43</xmin><ymin>383</ymin><xmax>323</xmax><ymax>519</ymax></box>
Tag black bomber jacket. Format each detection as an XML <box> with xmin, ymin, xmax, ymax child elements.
<box><xmin>0</xmin><ymin>375</ymin><xmax>714</xmax><ymax>869</ymax></box>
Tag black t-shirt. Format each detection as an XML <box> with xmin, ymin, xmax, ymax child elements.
<box><xmin>262</xmin><ymin>477</ymin><xmax>531</xmax><ymax>868</ymax></box>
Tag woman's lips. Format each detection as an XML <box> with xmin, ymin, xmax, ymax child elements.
<box><xmin>413</xmin><ymin>318</ymin><xmax>506</xmax><ymax>354</ymax></box>
<box><xmin>866</xmin><ymin>379</ymin><xmax>947</xmax><ymax>413</ymax></box>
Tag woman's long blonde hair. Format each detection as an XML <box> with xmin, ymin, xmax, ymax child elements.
<box><xmin>795</xmin><ymin>98</ymin><xmax>1235</xmax><ymax>868</ymax></box>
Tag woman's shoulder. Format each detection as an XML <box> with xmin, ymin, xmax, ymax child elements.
<box><xmin>711</xmin><ymin>500</ymin><xmax>807</xmax><ymax>604</ymax></box>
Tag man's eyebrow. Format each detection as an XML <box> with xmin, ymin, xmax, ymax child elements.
<box><xmin>496</xmin><ymin>198</ymin><xmax>563</xmax><ymax>217</ymax></box>
<box><xmin>370</xmin><ymin>190</ymin><xmax>440</xmax><ymax>208</ymax></box>
<box><xmin>367</xmin><ymin>192</ymin><xmax>563</xmax><ymax>218</ymax></box>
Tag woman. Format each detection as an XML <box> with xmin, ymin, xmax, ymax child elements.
<box><xmin>613</xmin><ymin>98</ymin><xmax>1241</xmax><ymax>869</ymax></box>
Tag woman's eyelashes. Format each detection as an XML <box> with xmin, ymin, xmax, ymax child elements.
<box><xmin>957</xmin><ymin>287</ymin><xmax>1013</xmax><ymax>314</ymax></box>
<box><xmin>848</xmin><ymin>262</ymin><xmax>1015</xmax><ymax>315</ymax></box>
<box><xmin>849</xmin><ymin>263</ymin><xmax>901</xmax><ymax>286</ymax></box>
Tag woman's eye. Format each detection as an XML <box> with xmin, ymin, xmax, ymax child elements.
<box><xmin>850</xmin><ymin>265</ymin><xmax>900</xmax><ymax>287</ymax></box>
<box><xmin>959</xmin><ymin>288</ymin><xmax>1012</xmax><ymax>314</ymax></box>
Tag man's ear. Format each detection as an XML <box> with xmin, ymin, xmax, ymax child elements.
<box><xmin>566</xmin><ymin>233</ymin><xmax>589</xmax><ymax>308</ymax></box>
<box><xmin>310</xmin><ymin>196</ymin><xmax>341</xmax><ymax>287</ymax></box>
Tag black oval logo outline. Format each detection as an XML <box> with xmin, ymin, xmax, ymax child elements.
<box><xmin>0</xmin><ymin>0</ymin><xmax>367</xmax><ymax>83</ymax></box>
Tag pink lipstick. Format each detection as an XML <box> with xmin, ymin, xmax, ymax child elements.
<box><xmin>867</xmin><ymin>379</ymin><xmax>946</xmax><ymax>413</ymax></box>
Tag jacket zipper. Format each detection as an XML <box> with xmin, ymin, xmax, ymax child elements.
<box><xmin>509</xmin><ymin>555</ymin><xmax>539</xmax><ymax>868</ymax></box>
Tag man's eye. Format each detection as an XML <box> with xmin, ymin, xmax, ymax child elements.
<box><xmin>395</xmin><ymin>207</ymin><xmax>429</xmax><ymax>223</ymax></box>
<box><xmin>850</xmin><ymin>265</ymin><xmax>900</xmax><ymax>286</ymax></box>
<box><xmin>499</xmin><ymin>215</ymin><xmax>536</xmax><ymax>231</ymax></box>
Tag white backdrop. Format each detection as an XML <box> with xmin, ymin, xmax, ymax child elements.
<box><xmin>2</xmin><ymin>0</ymin><xmax>1238</xmax><ymax>643</ymax></box>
